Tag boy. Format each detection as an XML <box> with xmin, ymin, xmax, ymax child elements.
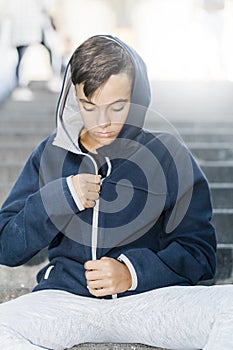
<box><xmin>0</xmin><ymin>35</ymin><xmax>232</xmax><ymax>350</ymax></box>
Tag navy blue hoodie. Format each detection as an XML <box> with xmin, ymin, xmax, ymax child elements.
<box><xmin>0</xmin><ymin>35</ymin><xmax>216</xmax><ymax>299</ymax></box>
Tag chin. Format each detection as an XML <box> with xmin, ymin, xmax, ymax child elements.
<box><xmin>98</xmin><ymin>136</ymin><xmax>116</xmax><ymax>144</ymax></box>
<box><xmin>100</xmin><ymin>139</ymin><xmax>114</xmax><ymax>145</ymax></box>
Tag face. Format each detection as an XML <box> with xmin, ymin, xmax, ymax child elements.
<box><xmin>75</xmin><ymin>73</ymin><xmax>132</xmax><ymax>153</ymax></box>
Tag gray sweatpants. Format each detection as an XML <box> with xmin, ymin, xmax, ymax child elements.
<box><xmin>0</xmin><ymin>285</ymin><xmax>233</xmax><ymax>350</ymax></box>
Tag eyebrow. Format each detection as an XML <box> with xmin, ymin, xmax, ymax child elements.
<box><xmin>79</xmin><ymin>98</ymin><xmax>129</xmax><ymax>106</ymax></box>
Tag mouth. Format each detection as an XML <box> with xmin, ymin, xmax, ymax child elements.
<box><xmin>96</xmin><ymin>132</ymin><xmax>114</xmax><ymax>138</ymax></box>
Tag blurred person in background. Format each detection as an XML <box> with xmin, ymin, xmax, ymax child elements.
<box><xmin>0</xmin><ymin>0</ymin><xmax>16</xmax><ymax>102</ymax></box>
<box><xmin>1</xmin><ymin>0</ymin><xmax>63</xmax><ymax>101</ymax></box>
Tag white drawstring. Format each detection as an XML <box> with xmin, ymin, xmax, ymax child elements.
<box><xmin>92</xmin><ymin>156</ymin><xmax>112</xmax><ymax>261</ymax></box>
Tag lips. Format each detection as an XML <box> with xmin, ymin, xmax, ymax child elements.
<box><xmin>96</xmin><ymin>132</ymin><xmax>114</xmax><ymax>138</ymax></box>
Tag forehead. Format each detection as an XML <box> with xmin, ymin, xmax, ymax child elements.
<box><xmin>76</xmin><ymin>73</ymin><xmax>132</xmax><ymax>105</ymax></box>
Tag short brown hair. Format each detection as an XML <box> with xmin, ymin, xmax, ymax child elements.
<box><xmin>70</xmin><ymin>36</ymin><xmax>135</xmax><ymax>98</ymax></box>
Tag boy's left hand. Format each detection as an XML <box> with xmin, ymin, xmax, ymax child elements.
<box><xmin>84</xmin><ymin>257</ymin><xmax>132</xmax><ymax>297</ymax></box>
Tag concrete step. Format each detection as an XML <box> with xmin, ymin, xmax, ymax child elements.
<box><xmin>2</xmin><ymin>161</ymin><xmax>233</xmax><ymax>184</ymax></box>
<box><xmin>200</xmin><ymin>161</ymin><xmax>233</xmax><ymax>182</ymax></box>
<box><xmin>0</xmin><ymin>144</ymin><xmax>233</xmax><ymax>163</ymax></box>
<box><xmin>210</xmin><ymin>183</ymin><xmax>233</xmax><ymax>209</ymax></box>
<box><xmin>0</xmin><ymin>163</ymin><xmax>23</xmax><ymax>182</ymax></box>
<box><xmin>0</xmin><ymin>287</ymin><xmax>31</xmax><ymax>303</ymax></box>
<box><xmin>212</xmin><ymin>209</ymin><xmax>233</xmax><ymax>244</ymax></box>
<box><xmin>189</xmin><ymin>144</ymin><xmax>233</xmax><ymax>161</ymax></box>
<box><xmin>0</xmin><ymin>182</ymin><xmax>13</xmax><ymax>206</ymax></box>
<box><xmin>178</xmin><ymin>126</ymin><xmax>233</xmax><ymax>132</ymax></box>
<box><xmin>165</xmin><ymin>120</ymin><xmax>233</xmax><ymax>129</ymax></box>
<box><xmin>0</xmin><ymin>134</ymin><xmax>49</xmax><ymax>144</ymax></box>
<box><xmin>0</xmin><ymin>86</ymin><xmax>58</xmax><ymax>114</ymax></box>
<box><xmin>182</xmin><ymin>133</ymin><xmax>233</xmax><ymax>143</ymax></box>
<box><xmin>0</xmin><ymin>247</ymin><xmax>230</xmax><ymax>286</ymax></box>
<box><xmin>0</xmin><ymin>133</ymin><xmax>227</xmax><ymax>151</ymax></box>
<box><xmin>0</xmin><ymin>144</ymin><xmax>35</xmax><ymax>163</ymax></box>
<box><xmin>0</xmin><ymin>248</ymin><xmax>232</xmax><ymax>291</ymax></box>
<box><xmin>0</xmin><ymin>121</ymin><xmax>53</xmax><ymax>131</ymax></box>
<box><xmin>0</xmin><ymin>142</ymin><xmax>233</xmax><ymax>163</ymax></box>
<box><xmin>152</xmin><ymin>120</ymin><xmax>233</xmax><ymax>131</ymax></box>
<box><xmin>0</xmin><ymin>95</ymin><xmax>56</xmax><ymax>117</ymax></box>
<box><xmin>0</xmin><ymin>109</ymin><xmax>56</xmax><ymax>123</ymax></box>
<box><xmin>215</xmin><ymin>247</ymin><xmax>233</xmax><ymax>282</ymax></box>
<box><xmin>1</xmin><ymin>181</ymin><xmax>233</xmax><ymax>211</ymax></box>
<box><xmin>0</xmin><ymin>242</ymin><xmax>232</xmax><ymax>287</ymax></box>
<box><xmin>68</xmin><ymin>345</ymin><xmax>164</xmax><ymax>350</ymax></box>
<box><xmin>0</xmin><ymin>259</ymin><xmax>47</xmax><ymax>290</ymax></box>
<box><xmin>1</xmin><ymin>182</ymin><xmax>232</xmax><ymax>209</ymax></box>
<box><xmin>1</xmin><ymin>145</ymin><xmax>232</xmax><ymax>164</ymax></box>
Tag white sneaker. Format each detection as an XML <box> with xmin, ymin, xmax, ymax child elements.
<box><xmin>11</xmin><ymin>87</ymin><xmax>34</xmax><ymax>101</ymax></box>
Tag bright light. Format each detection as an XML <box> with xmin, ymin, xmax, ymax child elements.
<box><xmin>132</xmin><ymin>0</ymin><xmax>233</xmax><ymax>81</ymax></box>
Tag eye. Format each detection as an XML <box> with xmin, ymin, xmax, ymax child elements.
<box><xmin>111</xmin><ymin>104</ymin><xmax>125</xmax><ymax>112</ymax></box>
<box><xmin>83</xmin><ymin>105</ymin><xmax>95</xmax><ymax>112</ymax></box>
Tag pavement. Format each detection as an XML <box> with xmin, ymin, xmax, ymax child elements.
<box><xmin>68</xmin><ymin>345</ymin><xmax>163</xmax><ymax>350</ymax></box>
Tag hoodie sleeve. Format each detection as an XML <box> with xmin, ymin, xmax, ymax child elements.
<box><xmin>117</xmin><ymin>144</ymin><xmax>217</xmax><ymax>293</ymax></box>
<box><xmin>0</xmin><ymin>141</ymin><xmax>81</xmax><ymax>267</ymax></box>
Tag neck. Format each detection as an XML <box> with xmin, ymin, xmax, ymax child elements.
<box><xmin>80</xmin><ymin>128</ymin><xmax>98</xmax><ymax>154</ymax></box>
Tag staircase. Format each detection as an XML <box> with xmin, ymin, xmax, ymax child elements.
<box><xmin>0</xmin><ymin>82</ymin><xmax>56</xmax><ymax>289</ymax></box>
<box><xmin>0</xmin><ymin>80</ymin><xmax>232</xmax><ymax>350</ymax></box>
<box><xmin>171</xmin><ymin>121</ymin><xmax>233</xmax><ymax>283</ymax></box>
<box><xmin>0</xmin><ymin>80</ymin><xmax>232</xmax><ymax>286</ymax></box>
<box><xmin>151</xmin><ymin>81</ymin><xmax>233</xmax><ymax>284</ymax></box>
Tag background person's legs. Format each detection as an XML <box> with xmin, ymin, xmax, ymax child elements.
<box><xmin>105</xmin><ymin>285</ymin><xmax>233</xmax><ymax>350</ymax></box>
<box><xmin>0</xmin><ymin>289</ymin><xmax>106</xmax><ymax>350</ymax></box>
<box><xmin>12</xmin><ymin>45</ymin><xmax>34</xmax><ymax>101</ymax></box>
<box><xmin>16</xmin><ymin>45</ymin><xmax>28</xmax><ymax>86</ymax></box>
<box><xmin>41</xmin><ymin>29</ymin><xmax>63</xmax><ymax>93</ymax></box>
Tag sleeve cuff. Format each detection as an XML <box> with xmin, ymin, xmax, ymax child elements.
<box><xmin>117</xmin><ymin>253</ymin><xmax>138</xmax><ymax>291</ymax></box>
<box><xmin>66</xmin><ymin>176</ymin><xmax>85</xmax><ymax>212</ymax></box>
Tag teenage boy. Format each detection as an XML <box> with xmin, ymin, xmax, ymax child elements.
<box><xmin>0</xmin><ymin>35</ymin><xmax>232</xmax><ymax>350</ymax></box>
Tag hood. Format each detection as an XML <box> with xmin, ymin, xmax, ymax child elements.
<box><xmin>52</xmin><ymin>34</ymin><xmax>151</xmax><ymax>155</ymax></box>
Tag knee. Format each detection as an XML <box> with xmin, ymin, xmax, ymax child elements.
<box><xmin>217</xmin><ymin>285</ymin><xmax>233</xmax><ymax>312</ymax></box>
<box><xmin>0</xmin><ymin>301</ymin><xmax>17</xmax><ymax>325</ymax></box>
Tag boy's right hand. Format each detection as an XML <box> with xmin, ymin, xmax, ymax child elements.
<box><xmin>72</xmin><ymin>174</ymin><xmax>101</xmax><ymax>208</ymax></box>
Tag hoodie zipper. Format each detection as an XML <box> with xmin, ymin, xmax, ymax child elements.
<box><xmin>91</xmin><ymin>200</ymin><xmax>99</xmax><ymax>260</ymax></box>
<box><xmin>81</xmin><ymin>154</ymin><xmax>112</xmax><ymax>261</ymax></box>
<box><xmin>96</xmin><ymin>156</ymin><xmax>118</xmax><ymax>300</ymax></box>
<box><xmin>82</xmin><ymin>153</ymin><xmax>99</xmax><ymax>261</ymax></box>
<box><xmin>87</xmin><ymin>155</ymin><xmax>116</xmax><ymax>299</ymax></box>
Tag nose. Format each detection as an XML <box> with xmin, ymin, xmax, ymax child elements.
<box><xmin>98</xmin><ymin>108</ymin><xmax>111</xmax><ymax>128</ymax></box>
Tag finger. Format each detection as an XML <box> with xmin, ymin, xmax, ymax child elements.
<box><xmin>87</xmin><ymin>182</ymin><xmax>101</xmax><ymax>193</ymax></box>
<box><xmin>86</xmin><ymin>174</ymin><xmax>102</xmax><ymax>185</ymax></box>
<box><xmin>86</xmin><ymin>192</ymin><xmax>99</xmax><ymax>202</ymax></box>
<box><xmin>85</xmin><ymin>270</ymin><xmax>102</xmax><ymax>281</ymax></box>
<box><xmin>85</xmin><ymin>199</ymin><xmax>96</xmax><ymax>208</ymax></box>
<box><xmin>84</xmin><ymin>259</ymin><xmax>103</xmax><ymax>270</ymax></box>
<box><xmin>88</xmin><ymin>286</ymin><xmax>112</xmax><ymax>298</ymax></box>
<box><xmin>87</xmin><ymin>279</ymin><xmax>108</xmax><ymax>289</ymax></box>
